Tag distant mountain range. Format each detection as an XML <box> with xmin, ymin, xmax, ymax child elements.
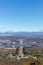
<box><xmin>0</xmin><ymin>32</ymin><xmax>43</xmax><ymax>37</ymax></box>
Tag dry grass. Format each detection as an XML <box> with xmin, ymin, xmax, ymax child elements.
<box><xmin>0</xmin><ymin>57</ymin><xmax>43</xmax><ymax>65</ymax></box>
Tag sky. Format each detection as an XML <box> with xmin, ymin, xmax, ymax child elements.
<box><xmin>0</xmin><ymin>0</ymin><xmax>43</xmax><ymax>32</ymax></box>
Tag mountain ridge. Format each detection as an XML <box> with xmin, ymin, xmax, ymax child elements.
<box><xmin>0</xmin><ymin>32</ymin><xmax>43</xmax><ymax>37</ymax></box>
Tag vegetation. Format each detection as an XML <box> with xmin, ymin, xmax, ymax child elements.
<box><xmin>0</xmin><ymin>46</ymin><xmax>43</xmax><ymax>65</ymax></box>
<box><xmin>0</xmin><ymin>56</ymin><xmax>43</xmax><ymax>65</ymax></box>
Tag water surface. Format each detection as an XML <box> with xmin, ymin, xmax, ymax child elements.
<box><xmin>0</xmin><ymin>43</ymin><xmax>43</xmax><ymax>47</ymax></box>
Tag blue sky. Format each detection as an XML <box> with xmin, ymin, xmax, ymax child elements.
<box><xmin>0</xmin><ymin>0</ymin><xmax>43</xmax><ymax>32</ymax></box>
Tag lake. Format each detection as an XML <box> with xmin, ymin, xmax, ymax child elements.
<box><xmin>0</xmin><ymin>43</ymin><xmax>43</xmax><ymax>47</ymax></box>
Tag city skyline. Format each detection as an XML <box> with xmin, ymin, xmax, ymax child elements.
<box><xmin>0</xmin><ymin>0</ymin><xmax>43</xmax><ymax>32</ymax></box>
